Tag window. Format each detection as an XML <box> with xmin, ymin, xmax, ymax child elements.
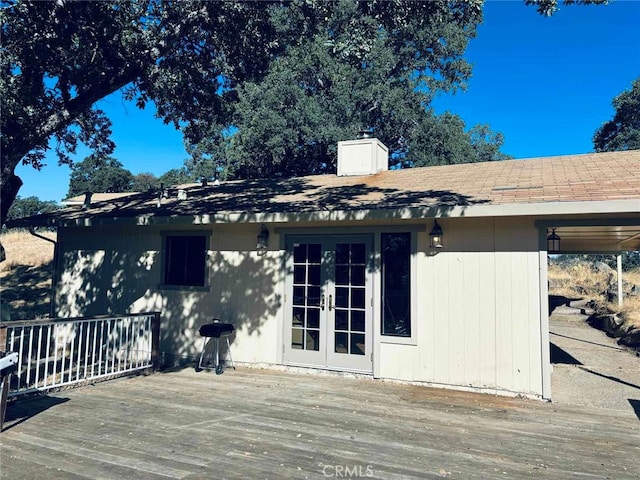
<box><xmin>381</xmin><ymin>232</ymin><xmax>411</xmax><ymax>337</ymax></box>
<box><xmin>163</xmin><ymin>235</ymin><xmax>207</xmax><ymax>287</ymax></box>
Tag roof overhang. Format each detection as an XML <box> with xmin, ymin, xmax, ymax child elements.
<box><xmin>535</xmin><ymin>218</ymin><xmax>640</xmax><ymax>252</ymax></box>
<box><xmin>9</xmin><ymin>198</ymin><xmax>639</xmax><ymax>231</ymax></box>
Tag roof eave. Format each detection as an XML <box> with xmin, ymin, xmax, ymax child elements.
<box><xmin>8</xmin><ymin>198</ymin><xmax>638</xmax><ymax>229</ymax></box>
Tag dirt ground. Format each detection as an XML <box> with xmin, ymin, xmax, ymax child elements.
<box><xmin>550</xmin><ymin>302</ymin><xmax>640</xmax><ymax>417</ymax></box>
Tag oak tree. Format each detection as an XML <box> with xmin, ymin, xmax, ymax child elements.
<box><xmin>67</xmin><ymin>154</ymin><xmax>134</xmax><ymax>198</ymax></box>
<box><xmin>1</xmin><ymin>0</ymin><xmax>609</xmax><ymax>226</ymax></box>
<box><xmin>593</xmin><ymin>78</ymin><xmax>640</xmax><ymax>152</ymax></box>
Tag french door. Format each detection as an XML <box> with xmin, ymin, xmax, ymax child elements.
<box><xmin>283</xmin><ymin>235</ymin><xmax>373</xmax><ymax>373</ymax></box>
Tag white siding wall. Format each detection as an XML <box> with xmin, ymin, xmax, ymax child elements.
<box><xmin>55</xmin><ymin>216</ymin><xmax>544</xmax><ymax>396</ymax></box>
<box><xmin>378</xmin><ymin>217</ymin><xmax>544</xmax><ymax>397</ymax></box>
<box><xmin>55</xmin><ymin>224</ymin><xmax>283</xmax><ymax>366</ymax></box>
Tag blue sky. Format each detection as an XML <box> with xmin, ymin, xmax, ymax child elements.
<box><xmin>16</xmin><ymin>0</ymin><xmax>640</xmax><ymax>203</ymax></box>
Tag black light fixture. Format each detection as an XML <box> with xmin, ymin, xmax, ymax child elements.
<box><xmin>547</xmin><ymin>228</ymin><xmax>561</xmax><ymax>254</ymax></box>
<box><xmin>429</xmin><ymin>220</ymin><xmax>443</xmax><ymax>249</ymax></box>
<box><xmin>257</xmin><ymin>224</ymin><xmax>270</xmax><ymax>253</ymax></box>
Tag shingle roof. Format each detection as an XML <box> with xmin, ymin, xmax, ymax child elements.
<box><xmin>8</xmin><ymin>150</ymin><xmax>640</xmax><ymax>227</ymax></box>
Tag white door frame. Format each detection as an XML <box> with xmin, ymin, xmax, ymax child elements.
<box><xmin>282</xmin><ymin>234</ymin><xmax>374</xmax><ymax>373</ymax></box>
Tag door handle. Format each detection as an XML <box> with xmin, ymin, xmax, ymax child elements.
<box><xmin>328</xmin><ymin>294</ymin><xmax>333</xmax><ymax>311</ymax></box>
<box><xmin>320</xmin><ymin>294</ymin><xmax>325</xmax><ymax>311</ymax></box>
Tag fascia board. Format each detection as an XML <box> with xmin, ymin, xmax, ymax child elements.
<box><xmin>11</xmin><ymin>198</ymin><xmax>640</xmax><ymax>229</ymax></box>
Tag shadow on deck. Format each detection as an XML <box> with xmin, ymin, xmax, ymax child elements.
<box><xmin>1</xmin><ymin>367</ymin><xmax>638</xmax><ymax>479</ymax></box>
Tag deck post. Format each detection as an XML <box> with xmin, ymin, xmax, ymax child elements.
<box><xmin>151</xmin><ymin>312</ymin><xmax>161</xmax><ymax>371</ymax></box>
<box><xmin>617</xmin><ymin>254</ymin><xmax>623</xmax><ymax>310</ymax></box>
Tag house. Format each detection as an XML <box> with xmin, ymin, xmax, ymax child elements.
<box><xmin>8</xmin><ymin>138</ymin><xmax>640</xmax><ymax>399</ymax></box>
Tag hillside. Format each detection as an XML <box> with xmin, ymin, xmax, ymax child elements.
<box><xmin>0</xmin><ymin>229</ymin><xmax>56</xmax><ymax>320</ymax></box>
<box><xmin>548</xmin><ymin>260</ymin><xmax>640</xmax><ymax>347</ymax></box>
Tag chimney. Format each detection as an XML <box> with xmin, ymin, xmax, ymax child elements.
<box><xmin>337</xmin><ymin>134</ymin><xmax>389</xmax><ymax>176</ymax></box>
<box><xmin>82</xmin><ymin>192</ymin><xmax>92</xmax><ymax>210</ymax></box>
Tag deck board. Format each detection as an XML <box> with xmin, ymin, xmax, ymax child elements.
<box><xmin>1</xmin><ymin>367</ymin><xmax>639</xmax><ymax>479</ymax></box>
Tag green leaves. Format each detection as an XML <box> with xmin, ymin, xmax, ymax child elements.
<box><xmin>189</xmin><ymin>0</ymin><xmax>507</xmax><ymax>178</ymax></box>
<box><xmin>6</xmin><ymin>196</ymin><xmax>59</xmax><ymax>222</ymax></box>
<box><xmin>593</xmin><ymin>78</ymin><xmax>640</xmax><ymax>152</ymax></box>
<box><xmin>67</xmin><ymin>154</ymin><xmax>134</xmax><ymax>198</ymax></box>
<box><xmin>524</xmin><ymin>0</ymin><xmax>609</xmax><ymax>17</ymax></box>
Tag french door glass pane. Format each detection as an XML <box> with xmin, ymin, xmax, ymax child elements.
<box><xmin>307</xmin><ymin>309</ymin><xmax>320</xmax><ymax>329</ymax></box>
<box><xmin>294</xmin><ymin>265</ymin><xmax>306</xmax><ymax>284</ymax></box>
<box><xmin>291</xmin><ymin>243</ymin><xmax>322</xmax><ymax>351</ymax></box>
<box><xmin>308</xmin><ymin>244</ymin><xmax>321</xmax><ymax>263</ymax></box>
<box><xmin>292</xmin><ymin>328</ymin><xmax>303</xmax><ymax>349</ymax></box>
<box><xmin>351</xmin><ymin>311</ymin><xmax>365</xmax><ymax>332</ymax></box>
<box><xmin>306</xmin><ymin>330</ymin><xmax>320</xmax><ymax>351</ymax></box>
<box><xmin>350</xmin><ymin>334</ymin><xmax>365</xmax><ymax>355</ymax></box>
<box><xmin>292</xmin><ymin>307</ymin><xmax>304</xmax><ymax>326</ymax></box>
<box><xmin>335</xmin><ymin>310</ymin><xmax>348</xmax><ymax>331</ymax></box>
<box><xmin>335</xmin><ymin>265</ymin><xmax>349</xmax><ymax>285</ymax></box>
<box><xmin>335</xmin><ymin>332</ymin><xmax>348</xmax><ymax>353</ymax></box>
<box><xmin>351</xmin><ymin>265</ymin><xmax>365</xmax><ymax>286</ymax></box>
<box><xmin>335</xmin><ymin>287</ymin><xmax>349</xmax><ymax>308</ymax></box>
<box><xmin>351</xmin><ymin>288</ymin><xmax>365</xmax><ymax>309</ymax></box>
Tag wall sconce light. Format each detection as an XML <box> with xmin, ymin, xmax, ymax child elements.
<box><xmin>257</xmin><ymin>224</ymin><xmax>270</xmax><ymax>253</ymax></box>
<box><xmin>547</xmin><ymin>228</ymin><xmax>561</xmax><ymax>254</ymax></box>
<box><xmin>429</xmin><ymin>220</ymin><xmax>443</xmax><ymax>249</ymax></box>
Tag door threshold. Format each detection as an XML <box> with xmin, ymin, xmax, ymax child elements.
<box><xmin>283</xmin><ymin>363</ymin><xmax>374</xmax><ymax>378</ymax></box>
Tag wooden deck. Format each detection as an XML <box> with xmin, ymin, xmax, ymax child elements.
<box><xmin>1</xmin><ymin>367</ymin><xmax>639</xmax><ymax>479</ymax></box>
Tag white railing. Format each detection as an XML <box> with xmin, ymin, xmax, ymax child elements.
<box><xmin>1</xmin><ymin>313</ymin><xmax>160</xmax><ymax>398</ymax></box>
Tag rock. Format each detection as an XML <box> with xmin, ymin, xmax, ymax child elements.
<box><xmin>618</xmin><ymin>328</ymin><xmax>640</xmax><ymax>349</ymax></box>
<box><xmin>548</xmin><ymin>278</ymin><xmax>563</xmax><ymax>289</ymax></box>
<box><xmin>602</xmin><ymin>314</ymin><xmax>626</xmax><ymax>338</ymax></box>
<box><xmin>587</xmin><ymin>314</ymin><xmax>605</xmax><ymax>330</ymax></box>
<box><xmin>594</xmin><ymin>262</ymin><xmax>614</xmax><ymax>284</ymax></box>
<box><xmin>574</xmin><ymin>285</ymin><xmax>588</xmax><ymax>295</ymax></box>
<box><xmin>594</xmin><ymin>261</ymin><xmax>613</xmax><ymax>273</ymax></box>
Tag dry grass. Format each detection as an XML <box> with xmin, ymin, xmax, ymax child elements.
<box><xmin>0</xmin><ymin>229</ymin><xmax>56</xmax><ymax>271</ymax></box>
<box><xmin>1</xmin><ymin>230</ymin><xmax>56</xmax><ymax>320</ymax></box>
<box><xmin>548</xmin><ymin>261</ymin><xmax>640</xmax><ymax>329</ymax></box>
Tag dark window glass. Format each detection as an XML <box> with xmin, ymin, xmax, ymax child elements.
<box><xmin>308</xmin><ymin>244</ymin><xmax>322</xmax><ymax>263</ymax></box>
<box><xmin>381</xmin><ymin>233</ymin><xmax>411</xmax><ymax>337</ymax></box>
<box><xmin>336</xmin><ymin>243</ymin><xmax>349</xmax><ymax>264</ymax></box>
<box><xmin>164</xmin><ymin>235</ymin><xmax>206</xmax><ymax>287</ymax></box>
<box><xmin>292</xmin><ymin>307</ymin><xmax>305</xmax><ymax>327</ymax></box>
<box><xmin>351</xmin><ymin>311</ymin><xmax>365</xmax><ymax>332</ymax></box>
<box><xmin>351</xmin><ymin>244</ymin><xmax>365</xmax><ymax>264</ymax></box>
<box><xmin>335</xmin><ymin>265</ymin><xmax>349</xmax><ymax>285</ymax></box>
<box><xmin>306</xmin><ymin>330</ymin><xmax>320</xmax><ymax>351</ymax></box>
<box><xmin>335</xmin><ymin>332</ymin><xmax>348</xmax><ymax>353</ymax></box>
<box><xmin>293</xmin><ymin>244</ymin><xmax>307</xmax><ymax>263</ymax></box>
<box><xmin>351</xmin><ymin>265</ymin><xmax>365</xmax><ymax>286</ymax></box>
<box><xmin>307</xmin><ymin>309</ymin><xmax>320</xmax><ymax>329</ymax></box>
<box><xmin>293</xmin><ymin>286</ymin><xmax>305</xmax><ymax>305</ymax></box>
<box><xmin>350</xmin><ymin>334</ymin><xmax>365</xmax><ymax>355</ymax></box>
<box><xmin>294</xmin><ymin>265</ymin><xmax>306</xmax><ymax>284</ymax></box>
<box><xmin>308</xmin><ymin>265</ymin><xmax>321</xmax><ymax>285</ymax></box>
<box><xmin>351</xmin><ymin>288</ymin><xmax>365</xmax><ymax>309</ymax></box>
<box><xmin>307</xmin><ymin>286</ymin><xmax>321</xmax><ymax>306</ymax></box>
<box><xmin>335</xmin><ymin>287</ymin><xmax>349</xmax><ymax>308</ymax></box>
<box><xmin>335</xmin><ymin>310</ymin><xmax>348</xmax><ymax>331</ymax></box>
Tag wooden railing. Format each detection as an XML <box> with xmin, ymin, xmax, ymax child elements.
<box><xmin>0</xmin><ymin>312</ymin><xmax>160</xmax><ymax>398</ymax></box>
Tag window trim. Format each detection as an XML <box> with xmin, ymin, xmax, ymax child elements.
<box><xmin>159</xmin><ymin>231</ymin><xmax>211</xmax><ymax>291</ymax></box>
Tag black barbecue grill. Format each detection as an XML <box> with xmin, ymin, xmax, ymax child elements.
<box><xmin>196</xmin><ymin>319</ymin><xmax>235</xmax><ymax>374</ymax></box>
